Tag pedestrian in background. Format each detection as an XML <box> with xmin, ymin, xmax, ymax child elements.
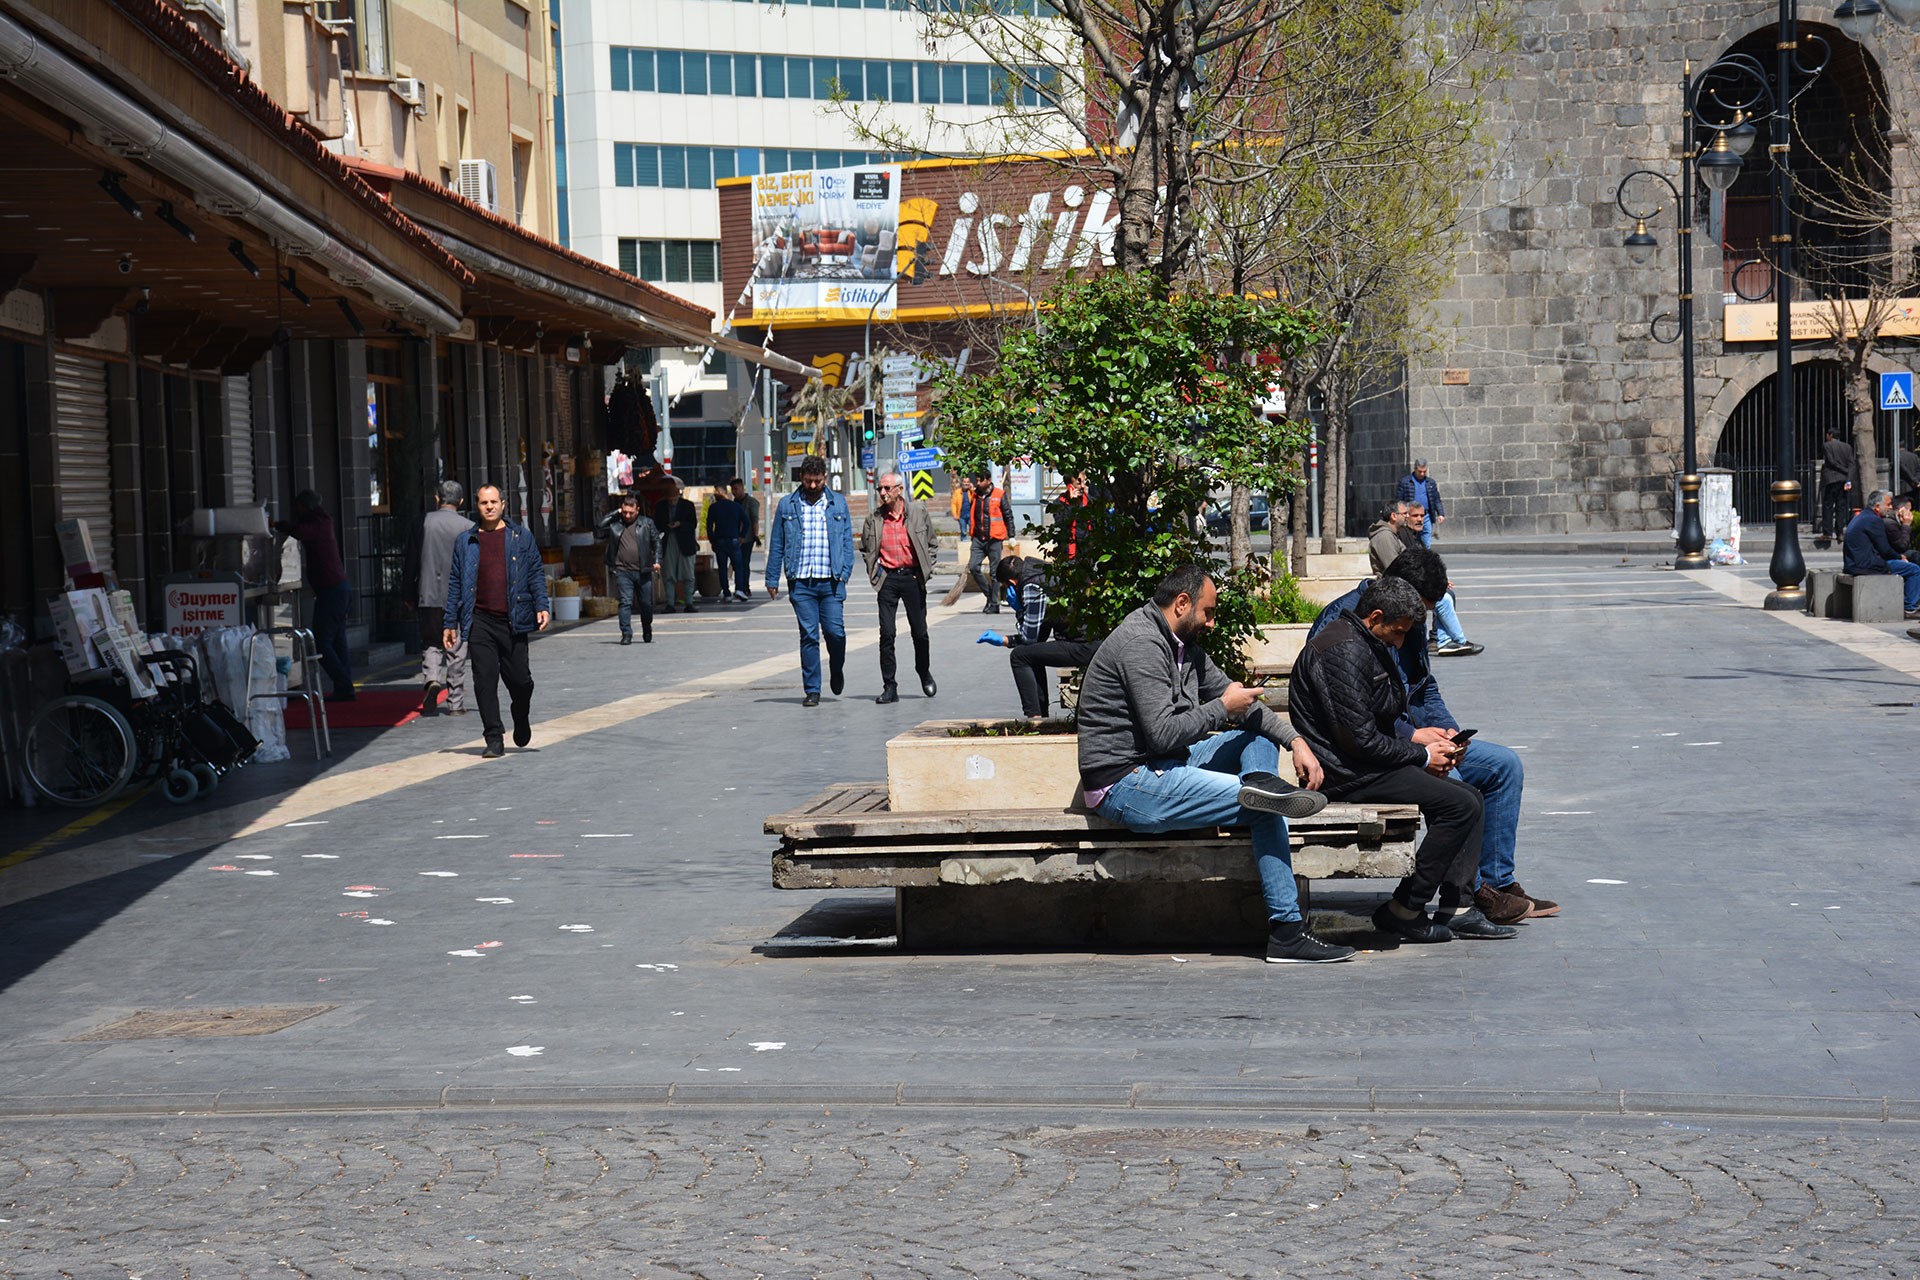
<box><xmin>444</xmin><ymin>484</ymin><xmax>550</xmax><ymax>758</ymax></box>
<box><xmin>952</xmin><ymin>469</ymin><xmax>1014</xmax><ymax>613</ymax></box>
<box><xmin>273</xmin><ymin>489</ymin><xmax>355</xmax><ymax>702</ymax></box>
<box><xmin>1817</xmin><ymin>427</ymin><xmax>1856</xmax><ymax>546</ymax></box>
<box><xmin>403</xmin><ymin>480</ymin><xmax>470</xmax><ymax>715</ymax></box>
<box><xmin>860</xmin><ymin>471</ymin><xmax>938</xmax><ymax>704</ymax></box>
<box><xmin>597</xmin><ymin>491</ymin><xmax>660</xmax><ymax>645</ymax></box>
<box><xmin>654</xmin><ymin>478</ymin><xmax>699</xmax><ymax>613</ymax></box>
<box><xmin>729</xmin><ymin>476</ymin><xmax>759</xmax><ymax>601</ymax></box>
<box><xmin>1395</xmin><ymin>461</ymin><xmax>1445</xmax><ymax>547</ymax></box>
<box><xmin>706</xmin><ymin>484</ymin><xmax>748</xmax><ymax>602</ymax></box>
<box><xmin>766</xmin><ymin>455</ymin><xmax>855</xmax><ymax>706</ymax></box>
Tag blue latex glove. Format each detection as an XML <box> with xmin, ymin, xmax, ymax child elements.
<box><xmin>977</xmin><ymin>630</ymin><xmax>1004</xmax><ymax>646</ymax></box>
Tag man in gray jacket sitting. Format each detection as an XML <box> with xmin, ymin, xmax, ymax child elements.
<box><xmin>1075</xmin><ymin>564</ymin><xmax>1351</xmax><ymax>965</ymax></box>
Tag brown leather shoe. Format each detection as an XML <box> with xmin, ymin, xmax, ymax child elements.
<box><xmin>1473</xmin><ymin>884</ymin><xmax>1531</xmax><ymax>926</ymax></box>
<box><xmin>1505</xmin><ymin>881</ymin><xmax>1560</xmax><ymax>918</ymax></box>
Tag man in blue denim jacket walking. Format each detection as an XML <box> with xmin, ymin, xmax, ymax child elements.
<box><xmin>444</xmin><ymin>484</ymin><xmax>551</xmax><ymax>758</ymax></box>
<box><xmin>765</xmin><ymin>455</ymin><xmax>855</xmax><ymax>707</ymax></box>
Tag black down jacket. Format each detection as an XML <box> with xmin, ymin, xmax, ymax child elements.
<box><xmin>1288</xmin><ymin>609</ymin><xmax>1430</xmax><ymax>798</ymax></box>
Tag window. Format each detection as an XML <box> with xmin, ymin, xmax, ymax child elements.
<box><xmin>966</xmin><ymin>63</ymin><xmax>988</xmax><ymax>105</ymax></box>
<box><xmin>661</xmin><ymin>145</ymin><xmax>686</xmax><ymax>187</ymax></box>
<box><xmin>610</xmin><ymin>46</ymin><xmax>629</xmax><ymax>91</ymax></box>
<box><xmin>761</xmin><ymin>54</ymin><xmax>785</xmax><ymax>98</ymax></box>
<box><xmin>918</xmin><ymin>62</ymin><xmax>940</xmax><ymax>104</ymax></box>
<box><xmin>658</xmin><ymin>49</ymin><xmax>683</xmax><ymax>93</ymax></box>
<box><xmin>683</xmin><ymin>51</ymin><xmax>708</xmax><ymax>94</ymax></box>
<box><xmin>635</xmin><ymin>144</ymin><xmax>661</xmax><ymax>186</ymax></box>
<box><xmin>941</xmin><ymin>64</ymin><xmax>963</xmax><ymax>105</ymax></box>
<box><xmin>618</xmin><ymin>239</ymin><xmax>722</xmax><ymax>284</ymax></box>
<box><xmin>707</xmin><ymin>53</ymin><xmax>730</xmax><ymax>95</ymax></box>
<box><xmin>789</xmin><ymin>57</ymin><xmax>813</xmax><ymax>99</ymax></box>
<box><xmin>735</xmin><ymin>53</ymin><xmax>758</xmax><ymax>94</ymax></box>
<box><xmin>614</xmin><ymin>143</ymin><xmax>634</xmax><ymax>186</ymax></box>
<box><xmin>835</xmin><ymin>59</ymin><xmax>862</xmax><ymax>100</ymax></box>
<box><xmin>632</xmin><ymin>48</ymin><xmax>655</xmax><ymax>92</ymax></box>
<box><xmin>685</xmin><ymin>147</ymin><xmax>712</xmax><ymax>188</ymax></box>
<box><xmin>891</xmin><ymin>62</ymin><xmax>914</xmax><ymax>103</ymax></box>
<box><xmin>865</xmin><ymin>59</ymin><xmax>889</xmax><ymax>100</ymax></box>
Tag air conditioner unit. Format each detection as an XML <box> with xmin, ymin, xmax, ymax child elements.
<box><xmin>392</xmin><ymin>77</ymin><xmax>426</xmax><ymax>110</ymax></box>
<box><xmin>457</xmin><ymin>158</ymin><xmax>498</xmax><ymax>213</ymax></box>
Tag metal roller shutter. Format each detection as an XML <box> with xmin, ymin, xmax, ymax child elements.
<box><xmin>52</xmin><ymin>351</ymin><xmax>112</xmax><ymax>573</ymax></box>
<box><xmin>223</xmin><ymin>374</ymin><xmax>254</xmax><ymax>504</ymax></box>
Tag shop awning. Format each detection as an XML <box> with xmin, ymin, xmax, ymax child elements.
<box><xmin>0</xmin><ymin>1</ymin><xmax>471</xmax><ymax>360</ymax></box>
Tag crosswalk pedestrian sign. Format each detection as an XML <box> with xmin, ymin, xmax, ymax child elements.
<box><xmin>909</xmin><ymin>470</ymin><xmax>935</xmax><ymax>501</ymax></box>
<box><xmin>1881</xmin><ymin>371</ymin><xmax>1912</xmax><ymax>411</ymax></box>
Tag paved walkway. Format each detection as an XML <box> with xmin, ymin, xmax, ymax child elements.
<box><xmin>2</xmin><ymin>553</ymin><xmax>1917</xmax><ymax>1274</ymax></box>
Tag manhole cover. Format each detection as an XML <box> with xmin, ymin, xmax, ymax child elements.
<box><xmin>1045</xmin><ymin>1128</ymin><xmax>1292</xmax><ymax>1158</ymax></box>
<box><xmin>68</xmin><ymin>1004</ymin><xmax>336</xmax><ymax>1042</ymax></box>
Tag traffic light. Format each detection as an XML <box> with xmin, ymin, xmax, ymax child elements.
<box><xmin>862</xmin><ymin>407</ymin><xmax>877</xmax><ymax>444</ymax></box>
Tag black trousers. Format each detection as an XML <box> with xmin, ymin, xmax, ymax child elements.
<box><xmin>1819</xmin><ymin>481</ymin><xmax>1851</xmax><ymax>537</ymax></box>
<box><xmin>468</xmin><ymin>609</ymin><xmax>534</xmax><ymax>740</ymax></box>
<box><xmin>875</xmin><ymin>567</ymin><xmax>931</xmax><ymax>686</ymax></box>
<box><xmin>1009</xmin><ymin>639</ymin><xmax>1099</xmax><ymax>717</ymax></box>
<box><xmin>1338</xmin><ymin>765</ymin><xmax>1483</xmax><ymax>911</ymax></box>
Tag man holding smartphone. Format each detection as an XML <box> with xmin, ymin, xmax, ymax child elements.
<box><xmin>1308</xmin><ymin>546</ymin><xmax>1554</xmax><ymax>925</ymax></box>
<box><xmin>1289</xmin><ymin>576</ymin><xmax>1517</xmax><ymax>943</ymax></box>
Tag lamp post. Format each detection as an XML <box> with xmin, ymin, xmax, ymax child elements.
<box><xmin>1620</xmin><ymin>0</ymin><xmax>1916</xmax><ymax>603</ymax></box>
<box><xmin>1619</xmin><ymin>60</ymin><xmax>1753</xmax><ymax>570</ymax></box>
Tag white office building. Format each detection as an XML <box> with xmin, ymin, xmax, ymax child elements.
<box><xmin>555</xmin><ymin>0</ymin><xmax>1055</xmax><ymax>481</ymax></box>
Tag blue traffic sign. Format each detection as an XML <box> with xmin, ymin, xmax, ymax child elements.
<box><xmin>1882</xmin><ymin>370</ymin><xmax>1913</xmax><ymax>411</ymax></box>
<box><xmin>860</xmin><ymin>448</ymin><xmax>876</xmax><ymax>469</ymax></box>
<box><xmin>899</xmin><ymin>446</ymin><xmax>944</xmax><ymax>471</ymax></box>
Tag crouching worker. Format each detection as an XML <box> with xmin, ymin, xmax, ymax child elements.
<box><xmin>1288</xmin><ymin>576</ymin><xmax>1516</xmax><ymax>944</ymax></box>
<box><xmin>986</xmin><ymin>554</ymin><xmax>1098</xmax><ymax>722</ymax></box>
<box><xmin>1075</xmin><ymin>564</ymin><xmax>1353</xmax><ymax>965</ymax></box>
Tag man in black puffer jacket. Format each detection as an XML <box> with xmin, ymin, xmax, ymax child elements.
<box><xmin>1289</xmin><ymin>576</ymin><xmax>1514</xmax><ymax>944</ymax></box>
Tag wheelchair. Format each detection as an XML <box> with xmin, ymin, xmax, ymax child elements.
<box><xmin>23</xmin><ymin>648</ymin><xmax>258</xmax><ymax>807</ymax></box>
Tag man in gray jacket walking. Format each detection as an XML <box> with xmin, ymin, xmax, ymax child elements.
<box><xmin>404</xmin><ymin>481</ymin><xmax>471</xmax><ymax>716</ymax></box>
<box><xmin>1075</xmin><ymin>564</ymin><xmax>1350</xmax><ymax>964</ymax></box>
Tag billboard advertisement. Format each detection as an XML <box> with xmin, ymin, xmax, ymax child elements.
<box><xmin>750</xmin><ymin>164</ymin><xmax>901</xmax><ymax>324</ymax></box>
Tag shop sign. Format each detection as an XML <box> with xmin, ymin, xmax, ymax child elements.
<box><xmin>163</xmin><ymin>571</ymin><xmax>245</xmax><ymax>637</ymax></box>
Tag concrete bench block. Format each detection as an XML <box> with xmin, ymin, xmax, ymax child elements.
<box><xmin>1806</xmin><ymin>568</ymin><xmax>1840</xmax><ymax>618</ymax></box>
<box><xmin>1837</xmin><ymin>573</ymin><xmax>1904</xmax><ymax>623</ymax></box>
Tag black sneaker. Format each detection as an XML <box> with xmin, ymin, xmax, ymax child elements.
<box><xmin>802</xmin><ymin>692</ymin><xmax>821</xmax><ymax>707</ymax></box>
<box><xmin>875</xmin><ymin>686</ymin><xmax>899</xmax><ymax>704</ymax></box>
<box><xmin>829</xmin><ymin>658</ymin><xmax>845</xmax><ymax>696</ymax></box>
<box><xmin>511</xmin><ymin>709</ymin><xmax>531</xmax><ymax>748</ymax></box>
<box><xmin>1371</xmin><ymin>901</ymin><xmax>1452</xmax><ymax>943</ymax></box>
<box><xmin>1444</xmin><ymin>907</ymin><xmax>1519</xmax><ymax>939</ymax></box>
<box><xmin>1265</xmin><ymin>922</ymin><xmax>1356</xmax><ymax>964</ymax></box>
<box><xmin>421</xmin><ymin>682</ymin><xmax>441</xmax><ymax>716</ymax></box>
<box><xmin>1237</xmin><ymin>772</ymin><xmax>1328</xmax><ymax>819</ymax></box>
<box><xmin>481</xmin><ymin>737</ymin><xmax>505</xmax><ymax>759</ymax></box>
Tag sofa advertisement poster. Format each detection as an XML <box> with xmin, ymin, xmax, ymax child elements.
<box><xmin>751</xmin><ymin>164</ymin><xmax>900</xmax><ymax>323</ymax></box>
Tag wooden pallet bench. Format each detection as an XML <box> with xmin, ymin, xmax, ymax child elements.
<box><xmin>767</xmin><ymin>781</ymin><xmax>1420</xmax><ymax>948</ymax></box>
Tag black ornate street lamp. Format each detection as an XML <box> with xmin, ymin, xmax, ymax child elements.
<box><xmin>1617</xmin><ymin>61</ymin><xmax>1752</xmax><ymax>570</ymax></box>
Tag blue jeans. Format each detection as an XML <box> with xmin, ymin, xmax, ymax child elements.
<box><xmin>1455</xmin><ymin>738</ymin><xmax>1522</xmax><ymax>889</ymax></box>
<box><xmin>711</xmin><ymin>539</ymin><xmax>740</xmax><ymax>596</ymax></box>
<box><xmin>1418</xmin><ymin>524</ymin><xmax>1435</xmax><ymax>548</ymax></box>
<box><xmin>1094</xmin><ymin>729</ymin><xmax>1301</xmax><ymax>924</ymax></box>
<box><xmin>613</xmin><ymin>569</ymin><xmax>653</xmax><ymax>639</ymax></box>
<box><xmin>1431</xmin><ymin>591</ymin><xmax>1467</xmax><ymax>646</ymax></box>
<box><xmin>787</xmin><ymin>578</ymin><xmax>846</xmax><ymax>695</ymax></box>
<box><xmin>1887</xmin><ymin>560</ymin><xmax>1920</xmax><ymax>611</ymax></box>
<box><xmin>731</xmin><ymin>540</ymin><xmax>752</xmax><ymax>595</ymax></box>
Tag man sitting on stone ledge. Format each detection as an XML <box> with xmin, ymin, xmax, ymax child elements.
<box><xmin>1309</xmin><ymin>546</ymin><xmax>1555</xmax><ymax>926</ymax></box>
<box><xmin>1289</xmin><ymin>576</ymin><xmax>1517</xmax><ymax>945</ymax></box>
<box><xmin>1844</xmin><ymin>489</ymin><xmax>1920</xmax><ymax>620</ymax></box>
<box><xmin>1075</xmin><ymin>564</ymin><xmax>1353</xmax><ymax>965</ymax></box>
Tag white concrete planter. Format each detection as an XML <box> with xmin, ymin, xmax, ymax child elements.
<box><xmin>886</xmin><ymin>718</ymin><xmax>1081</xmax><ymax>812</ymax></box>
<box><xmin>1240</xmin><ymin>622</ymin><xmax>1312</xmax><ymax>674</ymax></box>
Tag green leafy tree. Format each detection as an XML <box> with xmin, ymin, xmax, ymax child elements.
<box><xmin>934</xmin><ymin>270</ymin><xmax>1325</xmax><ymax>673</ymax></box>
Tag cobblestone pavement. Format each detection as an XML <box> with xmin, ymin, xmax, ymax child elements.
<box><xmin>2</xmin><ymin>1109</ymin><xmax>1916</xmax><ymax>1277</ymax></box>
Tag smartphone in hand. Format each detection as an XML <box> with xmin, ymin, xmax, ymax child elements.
<box><xmin>1451</xmin><ymin>728</ymin><xmax>1477</xmax><ymax>745</ymax></box>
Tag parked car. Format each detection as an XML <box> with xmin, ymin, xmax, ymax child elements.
<box><xmin>1205</xmin><ymin>495</ymin><xmax>1270</xmax><ymax>535</ymax></box>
